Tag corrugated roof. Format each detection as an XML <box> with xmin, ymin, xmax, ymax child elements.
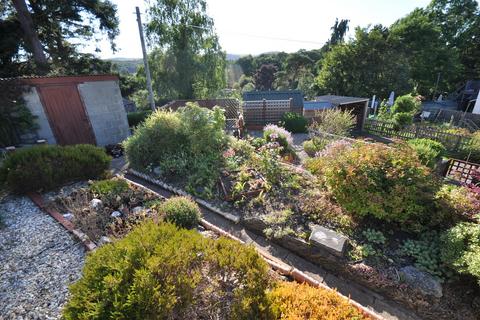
<box><xmin>243</xmin><ymin>90</ymin><xmax>304</xmax><ymax>107</ymax></box>
<box><xmin>315</xmin><ymin>95</ymin><xmax>368</xmax><ymax>106</ymax></box>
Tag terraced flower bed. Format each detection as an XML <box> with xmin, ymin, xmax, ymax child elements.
<box><xmin>122</xmin><ymin>104</ymin><xmax>480</xmax><ymax>320</ymax></box>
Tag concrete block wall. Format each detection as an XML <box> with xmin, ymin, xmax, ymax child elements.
<box><xmin>78</xmin><ymin>80</ymin><xmax>130</xmax><ymax>146</ymax></box>
<box><xmin>23</xmin><ymin>87</ymin><xmax>57</xmax><ymax>144</ymax></box>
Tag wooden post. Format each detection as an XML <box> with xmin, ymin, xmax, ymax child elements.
<box><xmin>262</xmin><ymin>99</ymin><xmax>267</xmax><ymax>125</ymax></box>
<box><xmin>289</xmin><ymin>98</ymin><xmax>294</xmax><ymax>113</ymax></box>
<box><xmin>360</xmin><ymin>100</ymin><xmax>369</xmax><ymax>132</ymax></box>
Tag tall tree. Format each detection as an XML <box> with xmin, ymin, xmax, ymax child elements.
<box><xmin>0</xmin><ymin>0</ymin><xmax>119</xmax><ymax>76</ymax></box>
<box><xmin>328</xmin><ymin>18</ymin><xmax>350</xmax><ymax>46</ymax></box>
<box><xmin>253</xmin><ymin>64</ymin><xmax>277</xmax><ymax>91</ymax></box>
<box><xmin>427</xmin><ymin>0</ymin><xmax>480</xmax><ymax>78</ymax></box>
<box><xmin>317</xmin><ymin>25</ymin><xmax>412</xmax><ymax>98</ymax></box>
<box><xmin>11</xmin><ymin>0</ymin><xmax>48</xmax><ymax>74</ymax></box>
<box><xmin>145</xmin><ymin>0</ymin><xmax>226</xmax><ymax>99</ymax></box>
<box><xmin>389</xmin><ymin>8</ymin><xmax>462</xmax><ymax>95</ymax></box>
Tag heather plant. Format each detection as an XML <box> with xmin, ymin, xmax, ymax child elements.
<box><xmin>310</xmin><ymin>108</ymin><xmax>356</xmax><ymax>136</ymax></box>
<box><xmin>263</xmin><ymin>124</ymin><xmax>293</xmax><ymax>150</ymax></box>
<box><xmin>407</xmin><ymin>138</ymin><xmax>445</xmax><ymax>168</ymax></box>
<box><xmin>63</xmin><ymin>221</ymin><xmax>272</xmax><ymax>319</ymax></box>
<box><xmin>307</xmin><ymin>142</ymin><xmax>438</xmax><ymax>231</ymax></box>
<box><xmin>441</xmin><ymin>222</ymin><xmax>480</xmax><ymax>285</ymax></box>
<box><xmin>268</xmin><ymin>282</ymin><xmax>368</xmax><ymax>320</ymax></box>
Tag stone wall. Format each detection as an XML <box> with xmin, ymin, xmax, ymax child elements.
<box><xmin>77</xmin><ymin>80</ymin><xmax>129</xmax><ymax>146</ymax></box>
<box><xmin>23</xmin><ymin>87</ymin><xmax>57</xmax><ymax>145</ymax></box>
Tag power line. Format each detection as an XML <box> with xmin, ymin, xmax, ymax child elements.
<box><xmin>187</xmin><ymin>24</ymin><xmax>324</xmax><ymax>45</ymax></box>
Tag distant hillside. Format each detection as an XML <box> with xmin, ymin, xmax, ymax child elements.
<box><xmin>108</xmin><ymin>58</ymin><xmax>143</xmax><ymax>74</ymax></box>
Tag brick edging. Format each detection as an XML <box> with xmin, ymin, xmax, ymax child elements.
<box><xmin>27</xmin><ymin>192</ymin><xmax>97</xmax><ymax>251</ymax></box>
<box><xmin>126</xmin><ymin>169</ymin><xmax>240</xmax><ymax>223</ymax></box>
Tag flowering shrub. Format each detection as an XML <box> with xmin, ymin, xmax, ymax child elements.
<box><xmin>307</xmin><ymin>142</ymin><xmax>437</xmax><ymax>231</ymax></box>
<box><xmin>268</xmin><ymin>282</ymin><xmax>368</xmax><ymax>320</ymax></box>
<box><xmin>310</xmin><ymin>108</ymin><xmax>356</xmax><ymax>136</ymax></box>
<box><xmin>436</xmin><ymin>185</ymin><xmax>480</xmax><ymax>221</ymax></box>
<box><xmin>314</xmin><ymin>139</ymin><xmax>352</xmax><ymax>158</ymax></box>
<box><xmin>263</xmin><ymin>124</ymin><xmax>293</xmax><ymax>150</ymax></box>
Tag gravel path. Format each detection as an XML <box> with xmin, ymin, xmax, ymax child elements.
<box><xmin>0</xmin><ymin>196</ymin><xmax>85</xmax><ymax>320</ymax></box>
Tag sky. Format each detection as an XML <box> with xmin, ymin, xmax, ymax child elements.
<box><xmin>88</xmin><ymin>0</ymin><xmax>432</xmax><ymax>59</ymax></box>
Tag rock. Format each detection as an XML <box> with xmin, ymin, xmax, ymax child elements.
<box><xmin>62</xmin><ymin>212</ymin><xmax>74</xmax><ymax>221</ymax></box>
<box><xmin>89</xmin><ymin>198</ymin><xmax>103</xmax><ymax>210</ymax></box>
<box><xmin>400</xmin><ymin>266</ymin><xmax>443</xmax><ymax>298</ymax></box>
<box><xmin>98</xmin><ymin>236</ymin><xmax>112</xmax><ymax>246</ymax></box>
<box><xmin>309</xmin><ymin>224</ymin><xmax>348</xmax><ymax>256</ymax></box>
<box><xmin>131</xmin><ymin>206</ymin><xmax>144</xmax><ymax>214</ymax></box>
<box><xmin>111</xmin><ymin>211</ymin><xmax>122</xmax><ymax>218</ymax></box>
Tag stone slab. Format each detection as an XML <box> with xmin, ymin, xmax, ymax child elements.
<box><xmin>309</xmin><ymin>224</ymin><xmax>348</xmax><ymax>256</ymax></box>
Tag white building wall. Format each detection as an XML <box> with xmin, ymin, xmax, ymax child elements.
<box><xmin>77</xmin><ymin>80</ymin><xmax>130</xmax><ymax>146</ymax></box>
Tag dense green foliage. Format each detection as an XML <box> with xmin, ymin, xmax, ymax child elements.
<box><xmin>124</xmin><ymin>103</ymin><xmax>227</xmax><ymax>197</ymax></box>
<box><xmin>0</xmin><ymin>81</ymin><xmax>37</xmax><ymax>147</ymax></box>
<box><xmin>441</xmin><ymin>222</ymin><xmax>480</xmax><ymax>285</ymax></box>
<box><xmin>1</xmin><ymin>0</ymin><xmax>119</xmax><ymax>76</ymax></box>
<box><xmin>279</xmin><ymin>112</ymin><xmax>308</xmax><ymax>133</ymax></box>
<box><xmin>63</xmin><ymin>221</ymin><xmax>271</xmax><ymax>319</ymax></box>
<box><xmin>435</xmin><ymin>185</ymin><xmax>480</xmax><ymax>221</ymax></box>
<box><xmin>155</xmin><ymin>196</ymin><xmax>201</xmax><ymax>229</ymax></box>
<box><xmin>90</xmin><ymin>179</ymin><xmax>129</xmax><ymax>198</ymax></box>
<box><xmin>127</xmin><ymin>110</ymin><xmax>152</xmax><ymax>128</ymax></box>
<box><xmin>0</xmin><ymin>144</ymin><xmax>110</xmax><ymax>193</ymax></box>
<box><xmin>407</xmin><ymin>138</ymin><xmax>446</xmax><ymax>168</ymax></box>
<box><xmin>143</xmin><ymin>0</ymin><xmax>226</xmax><ymax>99</ymax></box>
<box><xmin>307</xmin><ymin>142</ymin><xmax>437</xmax><ymax>231</ymax></box>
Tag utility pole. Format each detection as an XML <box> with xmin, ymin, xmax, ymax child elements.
<box><xmin>135</xmin><ymin>6</ymin><xmax>156</xmax><ymax>111</ymax></box>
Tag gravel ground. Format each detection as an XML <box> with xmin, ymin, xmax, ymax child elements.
<box><xmin>0</xmin><ymin>196</ymin><xmax>85</xmax><ymax>320</ymax></box>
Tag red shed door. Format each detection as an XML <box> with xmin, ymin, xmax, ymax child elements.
<box><xmin>38</xmin><ymin>85</ymin><xmax>96</xmax><ymax>145</ymax></box>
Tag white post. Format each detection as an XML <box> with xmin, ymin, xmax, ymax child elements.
<box><xmin>371</xmin><ymin>95</ymin><xmax>376</xmax><ymax>116</ymax></box>
<box><xmin>472</xmin><ymin>91</ymin><xmax>480</xmax><ymax>114</ymax></box>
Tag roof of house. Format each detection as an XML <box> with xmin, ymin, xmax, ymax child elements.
<box><xmin>161</xmin><ymin>98</ymin><xmax>240</xmax><ymax>118</ymax></box>
<box><xmin>314</xmin><ymin>95</ymin><xmax>368</xmax><ymax>106</ymax></box>
<box><xmin>0</xmin><ymin>74</ymin><xmax>118</xmax><ymax>84</ymax></box>
<box><xmin>243</xmin><ymin>90</ymin><xmax>304</xmax><ymax>107</ymax></box>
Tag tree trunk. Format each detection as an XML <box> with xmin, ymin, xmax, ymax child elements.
<box><xmin>11</xmin><ymin>0</ymin><xmax>49</xmax><ymax>74</ymax></box>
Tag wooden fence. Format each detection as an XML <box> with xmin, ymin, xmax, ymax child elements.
<box><xmin>243</xmin><ymin>99</ymin><xmax>293</xmax><ymax>128</ymax></box>
<box><xmin>444</xmin><ymin>158</ymin><xmax>480</xmax><ymax>184</ymax></box>
<box><xmin>364</xmin><ymin>119</ymin><xmax>472</xmax><ymax>153</ymax></box>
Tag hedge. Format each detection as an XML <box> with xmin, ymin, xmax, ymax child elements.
<box><xmin>0</xmin><ymin>144</ymin><xmax>110</xmax><ymax>193</ymax></box>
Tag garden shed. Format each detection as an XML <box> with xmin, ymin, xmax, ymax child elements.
<box><xmin>308</xmin><ymin>95</ymin><xmax>369</xmax><ymax>131</ymax></box>
<box><xmin>3</xmin><ymin>75</ymin><xmax>129</xmax><ymax>146</ymax></box>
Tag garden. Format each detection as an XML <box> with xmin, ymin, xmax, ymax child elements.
<box><xmin>1</xmin><ymin>100</ymin><xmax>480</xmax><ymax>319</ymax></box>
<box><xmin>119</xmin><ymin>101</ymin><xmax>480</xmax><ymax>319</ymax></box>
<box><xmin>0</xmin><ymin>110</ymin><xmax>374</xmax><ymax>319</ymax></box>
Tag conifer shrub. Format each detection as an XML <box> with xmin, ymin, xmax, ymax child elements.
<box><xmin>154</xmin><ymin>196</ymin><xmax>201</xmax><ymax>229</ymax></box>
<box><xmin>0</xmin><ymin>144</ymin><xmax>110</xmax><ymax>193</ymax></box>
<box><xmin>280</xmin><ymin>112</ymin><xmax>308</xmax><ymax>133</ymax></box>
<box><xmin>268</xmin><ymin>282</ymin><xmax>368</xmax><ymax>320</ymax></box>
<box><xmin>63</xmin><ymin>221</ymin><xmax>271</xmax><ymax>320</ymax></box>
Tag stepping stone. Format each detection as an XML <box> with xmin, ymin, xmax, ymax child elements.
<box><xmin>309</xmin><ymin>225</ymin><xmax>348</xmax><ymax>256</ymax></box>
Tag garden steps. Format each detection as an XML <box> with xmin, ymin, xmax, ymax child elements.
<box><xmin>123</xmin><ymin>172</ymin><xmax>422</xmax><ymax>320</ymax></box>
